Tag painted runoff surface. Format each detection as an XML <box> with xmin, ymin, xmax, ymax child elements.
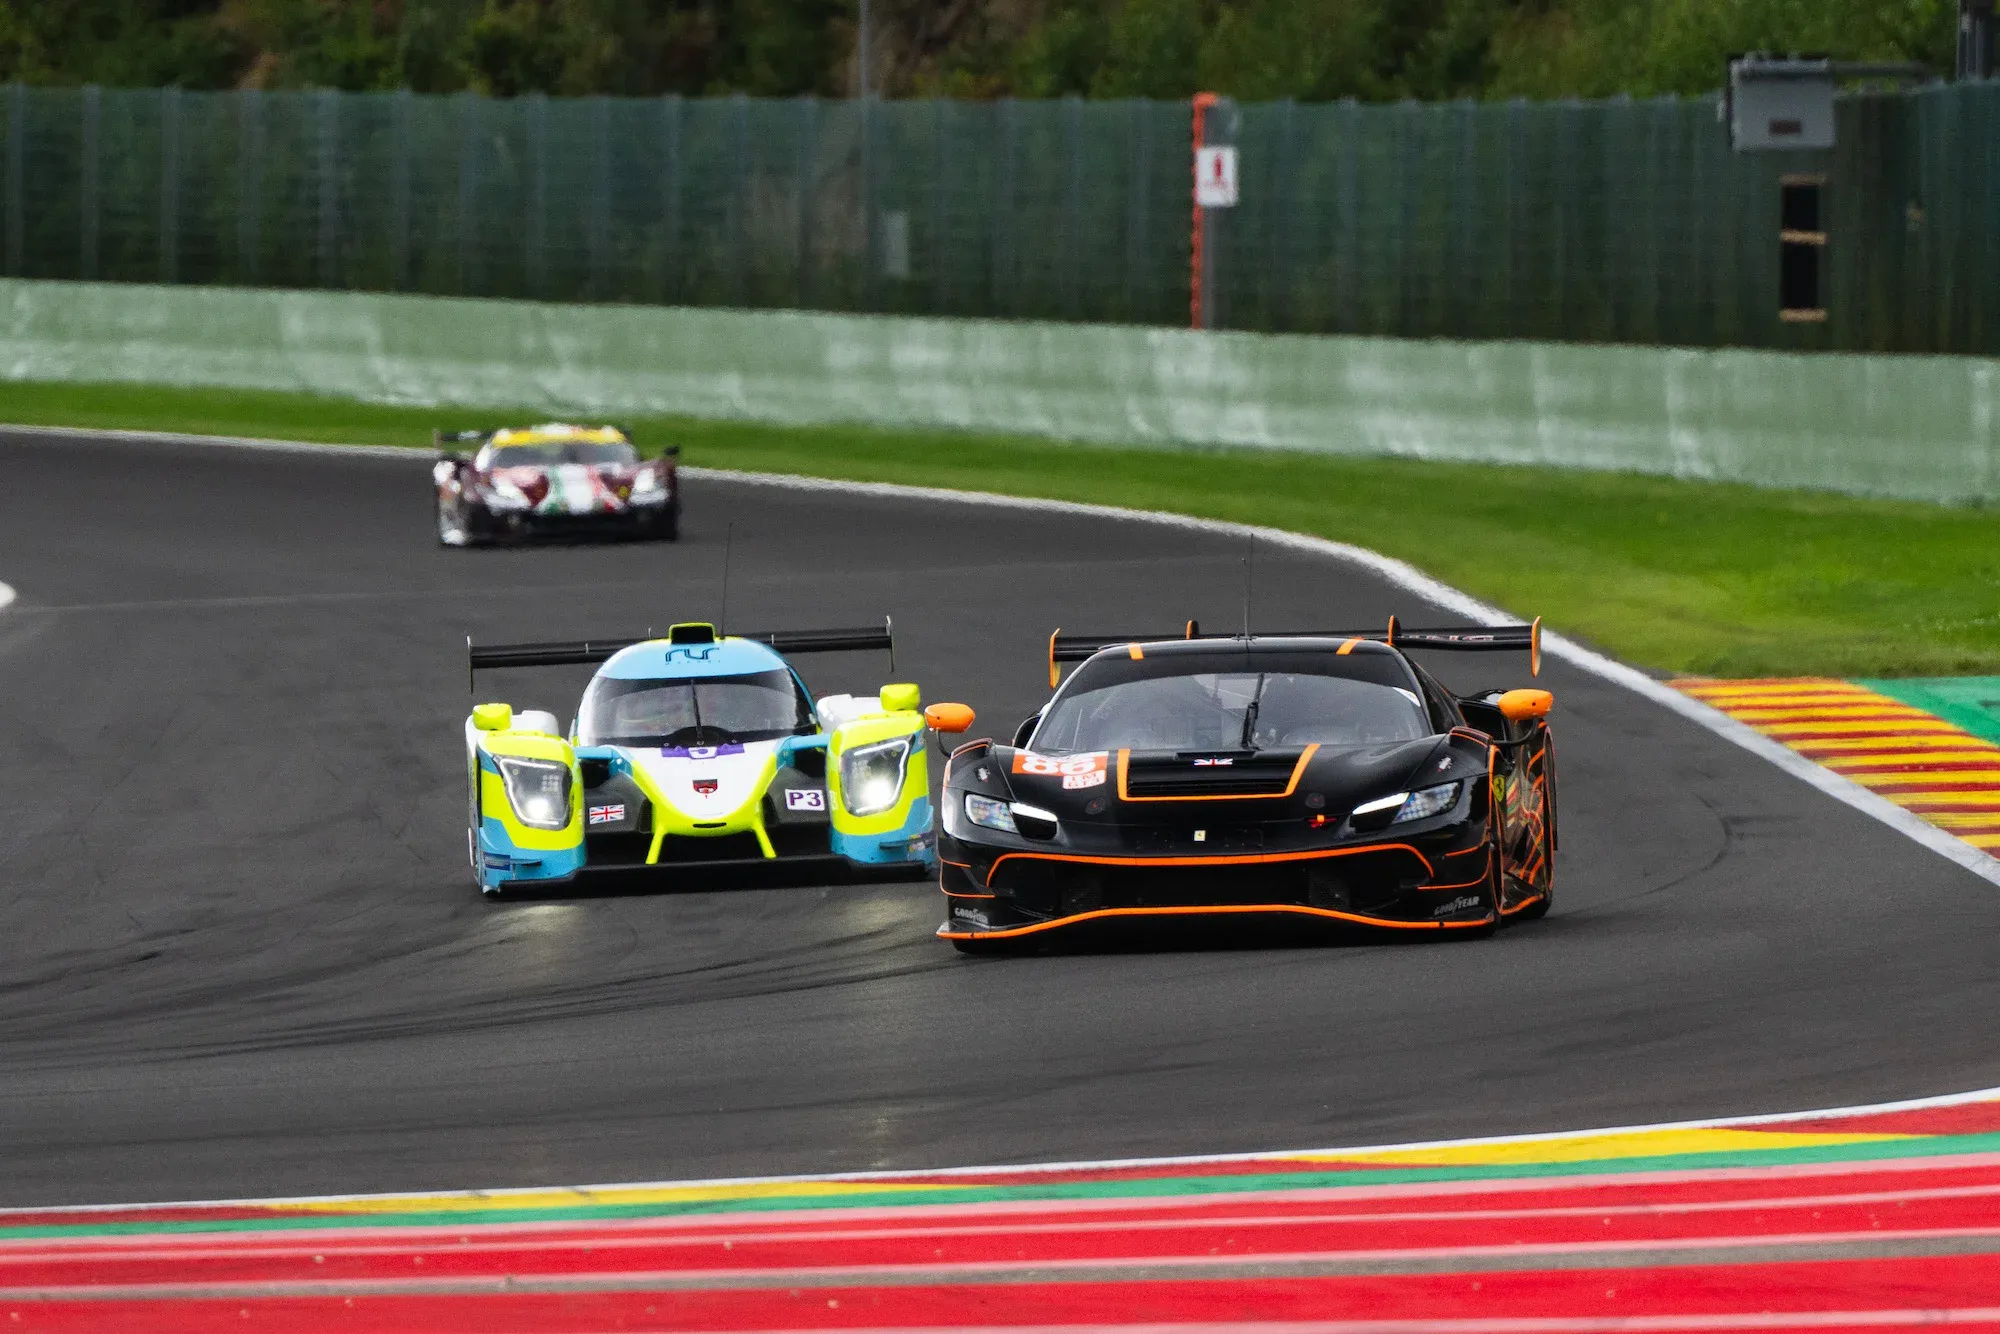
<box><xmin>1677</xmin><ymin>677</ymin><xmax>2000</xmax><ymax>857</ymax></box>
<box><xmin>5</xmin><ymin>1090</ymin><xmax>2000</xmax><ymax>1328</ymax></box>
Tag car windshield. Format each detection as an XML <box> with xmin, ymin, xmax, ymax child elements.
<box><xmin>578</xmin><ymin>669</ymin><xmax>813</xmax><ymax>748</ymax></box>
<box><xmin>1032</xmin><ymin>653</ymin><xmax>1431</xmax><ymax>754</ymax></box>
<box><xmin>482</xmin><ymin>441</ymin><xmax>637</xmax><ymax>467</ymax></box>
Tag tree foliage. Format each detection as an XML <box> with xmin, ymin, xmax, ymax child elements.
<box><xmin>0</xmin><ymin>0</ymin><xmax>1959</xmax><ymax>100</ymax></box>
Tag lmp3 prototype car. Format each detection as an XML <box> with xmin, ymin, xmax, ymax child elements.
<box><xmin>464</xmin><ymin>620</ymin><xmax>975</xmax><ymax>897</ymax></box>
<box><xmin>433</xmin><ymin>423</ymin><xmax>678</xmax><ymax>546</ymax></box>
<box><xmin>938</xmin><ymin>619</ymin><xmax>1555</xmax><ymax>951</ymax></box>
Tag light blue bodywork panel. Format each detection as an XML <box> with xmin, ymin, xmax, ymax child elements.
<box><xmin>833</xmin><ymin>793</ymin><xmax>937</xmax><ymax>867</ymax></box>
<box><xmin>477</xmin><ymin>817</ymin><xmax>587</xmax><ymax>889</ymax></box>
<box><xmin>598</xmin><ymin>637</ymin><xmax>792</xmax><ymax>681</ymax></box>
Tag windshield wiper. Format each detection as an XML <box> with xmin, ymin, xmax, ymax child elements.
<box><xmin>1239</xmin><ymin>673</ymin><xmax>1267</xmax><ymax>750</ymax></box>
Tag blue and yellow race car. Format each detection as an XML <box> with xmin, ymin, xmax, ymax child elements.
<box><xmin>462</xmin><ymin>621</ymin><xmax>975</xmax><ymax>897</ymax></box>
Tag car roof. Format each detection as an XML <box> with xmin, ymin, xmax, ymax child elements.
<box><xmin>596</xmin><ymin>635</ymin><xmax>791</xmax><ymax>681</ymax></box>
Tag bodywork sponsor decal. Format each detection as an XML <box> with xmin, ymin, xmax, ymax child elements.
<box><xmin>1013</xmin><ymin>751</ymin><xmax>1108</xmax><ymax>779</ymax></box>
<box><xmin>785</xmin><ymin>788</ymin><xmax>827</xmax><ymax>812</ymax></box>
<box><xmin>692</xmin><ymin>778</ymin><xmax>720</xmax><ymax>795</ymax></box>
<box><xmin>1434</xmin><ymin>894</ymin><xmax>1483</xmax><ymax>917</ymax></box>
<box><xmin>587</xmin><ymin>803</ymin><xmax>626</xmax><ymax>825</ymax></box>
<box><xmin>662</xmin><ymin>743</ymin><xmax>746</xmax><ymax>759</ymax></box>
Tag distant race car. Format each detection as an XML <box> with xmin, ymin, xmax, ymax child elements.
<box><xmin>463</xmin><ymin>620</ymin><xmax>976</xmax><ymax>897</ymax></box>
<box><xmin>937</xmin><ymin>618</ymin><xmax>1555</xmax><ymax>951</ymax></box>
<box><xmin>433</xmin><ymin>423</ymin><xmax>678</xmax><ymax>546</ymax></box>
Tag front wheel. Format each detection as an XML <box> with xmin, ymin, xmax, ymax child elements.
<box><xmin>437</xmin><ymin>493</ymin><xmax>479</xmax><ymax>548</ymax></box>
<box><xmin>1514</xmin><ymin>805</ymin><xmax>1557</xmax><ymax>920</ymax></box>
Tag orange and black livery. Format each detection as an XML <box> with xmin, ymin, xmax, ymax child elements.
<box><xmin>938</xmin><ymin>618</ymin><xmax>1556</xmax><ymax>952</ymax></box>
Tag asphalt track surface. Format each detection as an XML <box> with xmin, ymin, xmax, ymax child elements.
<box><xmin>2</xmin><ymin>431</ymin><xmax>1999</xmax><ymax>1210</ymax></box>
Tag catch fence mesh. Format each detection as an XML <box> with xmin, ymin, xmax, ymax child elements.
<box><xmin>3</xmin><ymin>83</ymin><xmax>1995</xmax><ymax>354</ymax></box>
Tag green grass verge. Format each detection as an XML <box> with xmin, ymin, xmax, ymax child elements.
<box><xmin>5</xmin><ymin>379</ymin><xmax>1997</xmax><ymax>679</ymax></box>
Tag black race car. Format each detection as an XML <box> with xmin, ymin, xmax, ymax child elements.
<box><xmin>937</xmin><ymin>618</ymin><xmax>1555</xmax><ymax>951</ymax></box>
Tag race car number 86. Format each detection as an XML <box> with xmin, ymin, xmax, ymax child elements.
<box><xmin>1012</xmin><ymin>752</ymin><xmax>1107</xmax><ymax>777</ymax></box>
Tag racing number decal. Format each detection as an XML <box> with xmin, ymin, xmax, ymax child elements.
<box><xmin>1013</xmin><ymin>751</ymin><xmax>1109</xmax><ymax>790</ymax></box>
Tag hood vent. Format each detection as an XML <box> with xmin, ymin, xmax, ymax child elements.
<box><xmin>1122</xmin><ymin>749</ymin><xmax>1307</xmax><ymax>799</ymax></box>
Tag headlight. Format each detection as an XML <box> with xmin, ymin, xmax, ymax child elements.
<box><xmin>631</xmin><ymin>469</ymin><xmax>661</xmax><ymax>495</ymax></box>
<box><xmin>963</xmin><ymin>792</ymin><xmax>1017</xmax><ymax>833</ymax></box>
<box><xmin>494</xmin><ymin>755</ymin><xmax>572</xmax><ymax>830</ymax></box>
<box><xmin>839</xmin><ymin>737</ymin><xmax>911</xmax><ymax>816</ymax></box>
<box><xmin>1392</xmin><ymin>782</ymin><xmax>1460</xmax><ymax>824</ymax></box>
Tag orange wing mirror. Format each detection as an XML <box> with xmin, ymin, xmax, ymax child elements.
<box><xmin>1497</xmin><ymin>689</ymin><xmax>1553</xmax><ymax>722</ymax></box>
<box><xmin>924</xmin><ymin>703</ymin><xmax>976</xmax><ymax>734</ymax></box>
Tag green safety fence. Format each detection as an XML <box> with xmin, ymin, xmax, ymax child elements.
<box><xmin>1</xmin><ymin>279</ymin><xmax>1991</xmax><ymax>504</ymax></box>
<box><xmin>1</xmin><ymin>84</ymin><xmax>1996</xmax><ymax>355</ymax></box>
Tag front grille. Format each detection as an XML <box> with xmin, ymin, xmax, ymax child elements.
<box><xmin>989</xmin><ymin>845</ymin><xmax>1432</xmax><ymax>919</ymax></box>
<box><xmin>584</xmin><ymin>832</ymin><xmax>654</xmax><ymax>867</ymax></box>
<box><xmin>1122</xmin><ymin>752</ymin><xmax>1302</xmax><ymax>798</ymax></box>
<box><xmin>767</xmin><ymin>824</ymin><xmax>831</xmax><ymax>858</ymax></box>
<box><xmin>655</xmin><ymin>831</ymin><xmax>766</xmax><ymax>863</ymax></box>
<box><xmin>1101</xmin><ymin>863</ymin><xmax>1308</xmax><ymax>908</ymax></box>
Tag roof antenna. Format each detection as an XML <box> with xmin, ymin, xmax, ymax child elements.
<box><xmin>1241</xmin><ymin>534</ymin><xmax>1255</xmax><ymax>640</ymax></box>
<box><xmin>718</xmin><ymin>522</ymin><xmax>734</xmax><ymax>635</ymax></box>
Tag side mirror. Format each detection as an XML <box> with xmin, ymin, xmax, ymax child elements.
<box><xmin>879</xmin><ymin>683</ymin><xmax>922</xmax><ymax>714</ymax></box>
<box><xmin>472</xmin><ymin>702</ymin><xmax>513</xmax><ymax>732</ymax></box>
<box><xmin>924</xmin><ymin>703</ymin><xmax>976</xmax><ymax>733</ymax></box>
<box><xmin>1497</xmin><ymin>689</ymin><xmax>1553</xmax><ymax>722</ymax></box>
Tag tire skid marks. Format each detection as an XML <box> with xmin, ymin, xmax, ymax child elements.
<box><xmin>1677</xmin><ymin>680</ymin><xmax>2000</xmax><ymax>854</ymax></box>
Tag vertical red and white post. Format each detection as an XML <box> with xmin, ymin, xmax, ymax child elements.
<box><xmin>1190</xmin><ymin>93</ymin><xmax>1239</xmax><ymax>330</ymax></box>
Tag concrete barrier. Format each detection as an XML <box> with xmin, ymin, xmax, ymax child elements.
<box><xmin>1</xmin><ymin>279</ymin><xmax>1992</xmax><ymax>502</ymax></box>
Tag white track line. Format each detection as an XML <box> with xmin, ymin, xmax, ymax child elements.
<box><xmin>4</xmin><ymin>418</ymin><xmax>1995</xmax><ymax>890</ymax></box>
<box><xmin>7</xmin><ymin>1083</ymin><xmax>2000</xmax><ymax>1221</ymax></box>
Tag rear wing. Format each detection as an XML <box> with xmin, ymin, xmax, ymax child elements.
<box><xmin>1047</xmin><ymin>615</ymin><xmax>1541</xmax><ymax>685</ymax></box>
<box><xmin>467</xmin><ymin>619</ymin><xmax>894</xmax><ymax>691</ymax></box>
<box><xmin>433</xmin><ymin>426</ymin><xmax>670</xmax><ymax>457</ymax></box>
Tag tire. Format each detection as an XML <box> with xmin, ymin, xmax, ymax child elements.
<box><xmin>437</xmin><ymin>493</ymin><xmax>481</xmax><ymax>548</ymax></box>
<box><xmin>651</xmin><ymin>506</ymin><xmax>680</xmax><ymax>542</ymax></box>
<box><xmin>1515</xmin><ymin>790</ymin><xmax>1557</xmax><ymax>921</ymax></box>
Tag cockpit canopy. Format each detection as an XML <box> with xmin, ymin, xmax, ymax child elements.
<box><xmin>577</xmin><ymin>668</ymin><xmax>814</xmax><ymax>749</ymax></box>
<box><xmin>1030</xmin><ymin>642</ymin><xmax>1433</xmax><ymax>755</ymax></box>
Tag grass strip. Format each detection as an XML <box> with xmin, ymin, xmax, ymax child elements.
<box><xmin>4</xmin><ymin>379</ymin><xmax>1996</xmax><ymax>679</ymax></box>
